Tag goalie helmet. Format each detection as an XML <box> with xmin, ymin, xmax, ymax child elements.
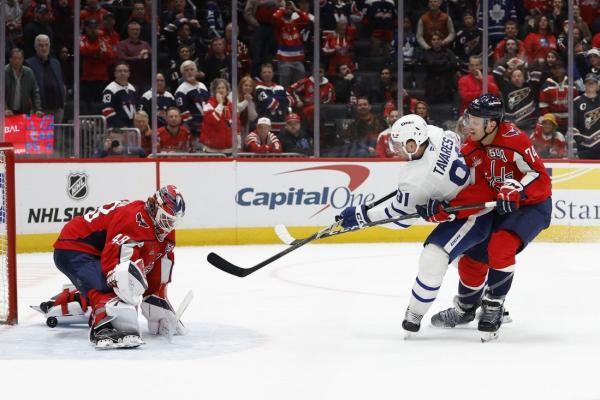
<box><xmin>389</xmin><ymin>114</ymin><xmax>429</xmax><ymax>158</ymax></box>
<box><xmin>146</xmin><ymin>185</ymin><xmax>185</xmax><ymax>241</ymax></box>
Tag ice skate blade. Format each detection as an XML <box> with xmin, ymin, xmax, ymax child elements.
<box><xmin>95</xmin><ymin>336</ymin><xmax>145</xmax><ymax>350</ymax></box>
<box><xmin>480</xmin><ymin>331</ymin><xmax>499</xmax><ymax>343</ymax></box>
<box><xmin>403</xmin><ymin>331</ymin><xmax>414</xmax><ymax>340</ymax></box>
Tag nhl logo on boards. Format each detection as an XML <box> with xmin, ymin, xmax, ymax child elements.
<box><xmin>67</xmin><ymin>172</ymin><xmax>88</xmax><ymax>200</ymax></box>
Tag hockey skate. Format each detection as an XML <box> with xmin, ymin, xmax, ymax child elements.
<box><xmin>430</xmin><ymin>296</ymin><xmax>477</xmax><ymax>328</ymax></box>
<box><xmin>402</xmin><ymin>308</ymin><xmax>423</xmax><ymax>339</ymax></box>
<box><xmin>478</xmin><ymin>295</ymin><xmax>505</xmax><ymax>343</ymax></box>
<box><xmin>90</xmin><ymin>318</ymin><xmax>145</xmax><ymax>350</ymax></box>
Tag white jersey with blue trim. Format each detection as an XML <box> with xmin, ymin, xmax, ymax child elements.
<box><xmin>367</xmin><ymin>126</ymin><xmax>471</xmax><ymax>229</ymax></box>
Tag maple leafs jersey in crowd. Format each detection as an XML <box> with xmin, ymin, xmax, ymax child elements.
<box><xmin>54</xmin><ymin>200</ymin><xmax>176</xmax><ymax>297</ymax></box>
<box><xmin>367</xmin><ymin>127</ymin><xmax>475</xmax><ymax>228</ymax></box>
<box><xmin>101</xmin><ymin>81</ymin><xmax>137</xmax><ymax>128</ymax></box>
<box><xmin>463</xmin><ymin>122</ymin><xmax>552</xmax><ymax>206</ymax></box>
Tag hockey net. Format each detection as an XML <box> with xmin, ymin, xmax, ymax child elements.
<box><xmin>0</xmin><ymin>145</ymin><xmax>17</xmax><ymax>324</ymax></box>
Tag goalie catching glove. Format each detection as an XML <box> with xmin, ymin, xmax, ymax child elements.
<box><xmin>496</xmin><ymin>178</ymin><xmax>524</xmax><ymax>215</ymax></box>
<box><xmin>141</xmin><ymin>295</ymin><xmax>187</xmax><ymax>336</ymax></box>
<box><xmin>416</xmin><ymin>199</ymin><xmax>456</xmax><ymax>223</ymax></box>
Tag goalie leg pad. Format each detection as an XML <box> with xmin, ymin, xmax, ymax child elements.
<box><xmin>105</xmin><ymin>297</ymin><xmax>141</xmax><ymax>335</ymax></box>
<box><xmin>106</xmin><ymin>260</ymin><xmax>148</xmax><ymax>306</ymax></box>
<box><xmin>407</xmin><ymin>244</ymin><xmax>449</xmax><ymax>316</ymax></box>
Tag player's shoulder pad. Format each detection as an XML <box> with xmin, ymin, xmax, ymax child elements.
<box><xmin>498</xmin><ymin>123</ymin><xmax>534</xmax><ymax>151</ymax></box>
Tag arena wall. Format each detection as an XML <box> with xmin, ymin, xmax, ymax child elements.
<box><xmin>16</xmin><ymin>159</ymin><xmax>600</xmax><ymax>253</ymax></box>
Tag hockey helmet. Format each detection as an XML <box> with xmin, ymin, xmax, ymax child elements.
<box><xmin>466</xmin><ymin>94</ymin><xmax>504</xmax><ymax>120</ymax></box>
<box><xmin>147</xmin><ymin>185</ymin><xmax>185</xmax><ymax>240</ymax></box>
<box><xmin>389</xmin><ymin>114</ymin><xmax>429</xmax><ymax>157</ymax></box>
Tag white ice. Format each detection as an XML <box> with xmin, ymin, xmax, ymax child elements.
<box><xmin>1</xmin><ymin>242</ymin><xmax>599</xmax><ymax>400</ymax></box>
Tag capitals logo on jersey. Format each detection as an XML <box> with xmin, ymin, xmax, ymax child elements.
<box><xmin>136</xmin><ymin>212</ymin><xmax>149</xmax><ymax>229</ymax></box>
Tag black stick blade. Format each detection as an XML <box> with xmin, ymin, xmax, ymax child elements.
<box><xmin>206</xmin><ymin>252</ymin><xmax>256</xmax><ymax>277</ymax></box>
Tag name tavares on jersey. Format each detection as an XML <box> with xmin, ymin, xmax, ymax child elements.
<box><xmin>433</xmin><ymin>136</ymin><xmax>455</xmax><ymax>175</ymax></box>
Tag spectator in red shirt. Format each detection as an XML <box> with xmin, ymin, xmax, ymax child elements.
<box><xmin>530</xmin><ymin>113</ymin><xmax>566</xmax><ymax>158</ymax></box>
<box><xmin>80</xmin><ymin>0</ymin><xmax>108</xmax><ymax>24</ymax></box>
<box><xmin>225</xmin><ymin>23</ymin><xmax>251</xmax><ymax>77</ymax></box>
<box><xmin>200</xmin><ymin>78</ymin><xmax>241</xmax><ymax>153</ymax></box>
<box><xmin>245</xmin><ymin>117</ymin><xmax>283</xmax><ymax>153</ymax></box>
<box><xmin>158</xmin><ymin>107</ymin><xmax>191</xmax><ymax>153</ymax></box>
<box><xmin>323</xmin><ymin>16</ymin><xmax>356</xmax><ymax>75</ymax></box>
<box><xmin>288</xmin><ymin>65</ymin><xmax>336</xmax><ymax>131</ymax></box>
<box><xmin>272</xmin><ymin>1</ymin><xmax>312</xmax><ymax>88</ymax></box>
<box><xmin>80</xmin><ymin>18</ymin><xmax>117</xmax><ymax>112</ymax></box>
<box><xmin>457</xmin><ymin>55</ymin><xmax>499</xmax><ymax>113</ymax></box>
<box><xmin>375</xmin><ymin>110</ymin><xmax>406</xmax><ymax>158</ymax></box>
<box><xmin>538</xmin><ymin>62</ymin><xmax>579</xmax><ymax>131</ymax></box>
<box><xmin>523</xmin><ymin>15</ymin><xmax>557</xmax><ymax>64</ymax></box>
<box><xmin>99</xmin><ymin>12</ymin><xmax>120</xmax><ymax>53</ymax></box>
<box><xmin>493</xmin><ymin>20</ymin><xmax>527</xmax><ymax>64</ymax></box>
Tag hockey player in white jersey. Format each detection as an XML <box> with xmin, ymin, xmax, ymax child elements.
<box><xmin>336</xmin><ymin>114</ymin><xmax>494</xmax><ymax>335</ymax></box>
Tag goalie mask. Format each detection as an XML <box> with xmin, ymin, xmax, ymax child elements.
<box><xmin>146</xmin><ymin>185</ymin><xmax>185</xmax><ymax>241</ymax></box>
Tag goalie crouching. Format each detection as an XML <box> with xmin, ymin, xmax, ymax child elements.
<box><xmin>38</xmin><ymin>185</ymin><xmax>186</xmax><ymax>349</ymax></box>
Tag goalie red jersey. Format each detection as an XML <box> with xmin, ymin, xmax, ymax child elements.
<box><xmin>54</xmin><ymin>200</ymin><xmax>176</xmax><ymax>296</ymax></box>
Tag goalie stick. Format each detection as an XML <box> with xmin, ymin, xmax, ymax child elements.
<box><xmin>207</xmin><ymin>201</ymin><xmax>496</xmax><ymax>278</ymax></box>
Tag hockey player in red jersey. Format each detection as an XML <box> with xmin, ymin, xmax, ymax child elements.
<box><xmin>41</xmin><ymin>185</ymin><xmax>186</xmax><ymax>349</ymax></box>
<box><xmin>430</xmin><ymin>94</ymin><xmax>552</xmax><ymax>341</ymax></box>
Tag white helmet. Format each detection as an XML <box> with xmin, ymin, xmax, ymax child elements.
<box><xmin>389</xmin><ymin>114</ymin><xmax>429</xmax><ymax>159</ymax></box>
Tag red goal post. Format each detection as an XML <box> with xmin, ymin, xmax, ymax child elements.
<box><xmin>0</xmin><ymin>144</ymin><xmax>17</xmax><ymax>325</ymax></box>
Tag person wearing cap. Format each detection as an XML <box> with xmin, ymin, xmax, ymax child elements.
<box><xmin>531</xmin><ymin>113</ymin><xmax>566</xmax><ymax>158</ymax></box>
<box><xmin>245</xmin><ymin>117</ymin><xmax>282</xmax><ymax>154</ymax></box>
<box><xmin>22</xmin><ymin>4</ymin><xmax>54</xmax><ymax>58</ymax></box>
<box><xmin>278</xmin><ymin>113</ymin><xmax>312</xmax><ymax>155</ymax></box>
<box><xmin>573</xmin><ymin>73</ymin><xmax>600</xmax><ymax>159</ymax></box>
<box><xmin>26</xmin><ymin>34</ymin><xmax>66</xmax><ymax>122</ymax></box>
<box><xmin>99</xmin><ymin>12</ymin><xmax>120</xmax><ymax>53</ymax></box>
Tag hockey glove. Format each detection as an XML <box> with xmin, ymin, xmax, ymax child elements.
<box><xmin>141</xmin><ymin>295</ymin><xmax>187</xmax><ymax>336</ymax></box>
<box><xmin>496</xmin><ymin>178</ymin><xmax>524</xmax><ymax>215</ymax></box>
<box><xmin>416</xmin><ymin>199</ymin><xmax>456</xmax><ymax>223</ymax></box>
<box><xmin>335</xmin><ymin>204</ymin><xmax>370</xmax><ymax>229</ymax></box>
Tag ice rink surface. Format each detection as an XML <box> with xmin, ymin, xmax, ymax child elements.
<box><xmin>1</xmin><ymin>242</ymin><xmax>599</xmax><ymax>400</ymax></box>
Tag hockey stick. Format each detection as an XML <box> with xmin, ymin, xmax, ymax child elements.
<box><xmin>276</xmin><ymin>190</ymin><xmax>397</xmax><ymax>245</ymax></box>
<box><xmin>207</xmin><ymin>201</ymin><xmax>497</xmax><ymax>278</ymax></box>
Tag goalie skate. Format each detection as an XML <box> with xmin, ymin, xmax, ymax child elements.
<box><xmin>91</xmin><ymin>323</ymin><xmax>145</xmax><ymax>350</ymax></box>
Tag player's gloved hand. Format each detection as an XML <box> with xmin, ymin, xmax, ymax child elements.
<box><xmin>416</xmin><ymin>199</ymin><xmax>456</xmax><ymax>223</ymax></box>
<box><xmin>141</xmin><ymin>295</ymin><xmax>187</xmax><ymax>337</ymax></box>
<box><xmin>335</xmin><ymin>204</ymin><xmax>370</xmax><ymax>229</ymax></box>
<box><xmin>106</xmin><ymin>259</ymin><xmax>148</xmax><ymax>306</ymax></box>
<box><xmin>496</xmin><ymin>178</ymin><xmax>524</xmax><ymax>215</ymax></box>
